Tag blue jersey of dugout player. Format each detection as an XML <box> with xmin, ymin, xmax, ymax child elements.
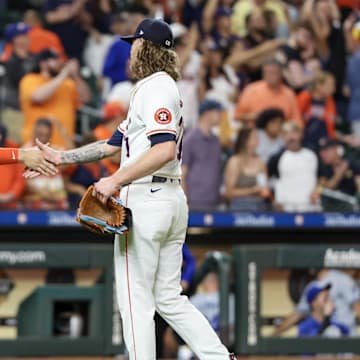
<box><xmin>30</xmin><ymin>18</ymin><xmax>236</xmax><ymax>360</ymax></box>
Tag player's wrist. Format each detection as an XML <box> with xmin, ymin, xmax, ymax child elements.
<box><xmin>58</xmin><ymin>150</ymin><xmax>67</xmax><ymax>165</ymax></box>
<box><xmin>16</xmin><ymin>149</ymin><xmax>23</xmax><ymax>162</ymax></box>
<box><xmin>110</xmin><ymin>173</ymin><xmax>123</xmax><ymax>190</ymax></box>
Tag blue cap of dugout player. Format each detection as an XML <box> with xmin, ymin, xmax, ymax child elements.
<box><xmin>306</xmin><ymin>282</ymin><xmax>332</xmax><ymax>304</ymax></box>
<box><xmin>120</xmin><ymin>18</ymin><xmax>174</xmax><ymax>49</ymax></box>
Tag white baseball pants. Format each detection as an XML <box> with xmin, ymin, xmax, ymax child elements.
<box><xmin>114</xmin><ymin>182</ymin><xmax>230</xmax><ymax>360</ymax></box>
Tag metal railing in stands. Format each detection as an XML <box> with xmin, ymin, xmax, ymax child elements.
<box><xmin>321</xmin><ymin>188</ymin><xmax>359</xmax><ymax>212</ymax></box>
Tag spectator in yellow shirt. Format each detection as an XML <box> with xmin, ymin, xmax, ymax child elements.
<box><xmin>231</xmin><ymin>0</ymin><xmax>288</xmax><ymax>37</ymax></box>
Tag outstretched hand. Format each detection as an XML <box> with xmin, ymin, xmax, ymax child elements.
<box><xmin>20</xmin><ymin>147</ymin><xmax>58</xmax><ymax>176</ymax></box>
<box><xmin>23</xmin><ymin>139</ymin><xmax>62</xmax><ymax>179</ymax></box>
<box><xmin>35</xmin><ymin>138</ymin><xmax>62</xmax><ymax>165</ymax></box>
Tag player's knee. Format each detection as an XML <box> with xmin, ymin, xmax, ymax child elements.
<box><xmin>155</xmin><ymin>293</ymin><xmax>186</xmax><ymax>314</ymax></box>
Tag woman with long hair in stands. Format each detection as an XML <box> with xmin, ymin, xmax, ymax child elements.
<box><xmin>224</xmin><ymin>127</ymin><xmax>270</xmax><ymax>211</ymax></box>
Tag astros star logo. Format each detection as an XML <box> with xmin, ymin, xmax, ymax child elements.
<box><xmin>159</xmin><ymin>112</ymin><xmax>168</xmax><ymax>121</ymax></box>
<box><xmin>154</xmin><ymin>108</ymin><xmax>172</xmax><ymax>124</ymax></box>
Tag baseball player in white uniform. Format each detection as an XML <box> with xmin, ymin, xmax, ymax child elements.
<box><xmin>33</xmin><ymin>18</ymin><xmax>235</xmax><ymax>360</ymax></box>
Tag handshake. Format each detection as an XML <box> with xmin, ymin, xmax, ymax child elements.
<box><xmin>21</xmin><ymin>139</ymin><xmax>61</xmax><ymax>178</ymax></box>
<box><xmin>19</xmin><ymin>137</ymin><xmax>121</xmax><ymax>206</ymax></box>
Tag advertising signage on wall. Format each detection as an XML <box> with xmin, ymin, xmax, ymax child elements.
<box><xmin>2</xmin><ymin>211</ymin><xmax>360</xmax><ymax>229</ymax></box>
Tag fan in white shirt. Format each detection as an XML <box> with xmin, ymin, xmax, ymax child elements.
<box><xmin>268</xmin><ymin>122</ymin><xmax>320</xmax><ymax>212</ymax></box>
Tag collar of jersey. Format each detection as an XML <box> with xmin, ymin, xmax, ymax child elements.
<box><xmin>136</xmin><ymin>71</ymin><xmax>168</xmax><ymax>88</ymax></box>
<box><xmin>130</xmin><ymin>71</ymin><xmax>170</xmax><ymax>106</ymax></box>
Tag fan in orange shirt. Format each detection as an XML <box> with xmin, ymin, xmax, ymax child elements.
<box><xmin>93</xmin><ymin>101</ymin><xmax>125</xmax><ymax>175</ymax></box>
<box><xmin>235</xmin><ymin>59</ymin><xmax>303</xmax><ymax>128</ymax></box>
<box><xmin>20</xmin><ymin>49</ymin><xmax>85</xmax><ymax>148</ymax></box>
<box><xmin>297</xmin><ymin>71</ymin><xmax>337</xmax><ymax>140</ymax></box>
<box><xmin>1</xmin><ymin>10</ymin><xmax>66</xmax><ymax>63</ymax></box>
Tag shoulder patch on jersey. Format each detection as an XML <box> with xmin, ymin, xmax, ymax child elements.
<box><xmin>154</xmin><ymin>108</ymin><xmax>172</xmax><ymax>125</ymax></box>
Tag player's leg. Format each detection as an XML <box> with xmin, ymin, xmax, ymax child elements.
<box><xmin>114</xmin><ymin>233</ymin><xmax>158</xmax><ymax>360</ymax></box>
<box><xmin>154</xmin><ymin>240</ymin><xmax>231</xmax><ymax>359</ymax></box>
<box><xmin>114</xmin><ymin>184</ymin><xmax>173</xmax><ymax>360</ymax></box>
<box><xmin>154</xmin><ymin>187</ymin><xmax>231</xmax><ymax>360</ymax></box>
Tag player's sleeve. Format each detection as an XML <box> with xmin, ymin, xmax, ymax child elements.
<box><xmin>107</xmin><ymin>119</ymin><xmax>128</xmax><ymax>147</ymax></box>
<box><xmin>8</xmin><ymin>163</ymin><xmax>25</xmax><ymax>199</ymax></box>
<box><xmin>0</xmin><ymin>148</ymin><xmax>19</xmax><ymax>164</ymax></box>
<box><xmin>142</xmin><ymin>84</ymin><xmax>178</xmax><ymax>143</ymax></box>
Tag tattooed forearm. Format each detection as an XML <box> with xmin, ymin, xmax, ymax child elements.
<box><xmin>60</xmin><ymin>140</ymin><xmax>109</xmax><ymax>165</ymax></box>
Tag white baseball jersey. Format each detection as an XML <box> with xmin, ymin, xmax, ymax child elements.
<box><xmin>113</xmin><ymin>70</ymin><xmax>231</xmax><ymax>360</ymax></box>
<box><xmin>117</xmin><ymin>71</ymin><xmax>184</xmax><ymax>182</ymax></box>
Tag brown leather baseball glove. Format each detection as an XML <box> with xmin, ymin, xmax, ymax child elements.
<box><xmin>76</xmin><ymin>185</ymin><xmax>130</xmax><ymax>235</ymax></box>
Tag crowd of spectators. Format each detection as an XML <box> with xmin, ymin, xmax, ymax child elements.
<box><xmin>2</xmin><ymin>0</ymin><xmax>360</xmax><ymax>212</ymax></box>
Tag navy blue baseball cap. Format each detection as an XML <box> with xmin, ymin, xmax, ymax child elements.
<box><xmin>4</xmin><ymin>22</ymin><xmax>30</xmax><ymax>43</ymax></box>
<box><xmin>306</xmin><ymin>282</ymin><xmax>332</xmax><ymax>304</ymax></box>
<box><xmin>120</xmin><ymin>18</ymin><xmax>174</xmax><ymax>49</ymax></box>
<box><xmin>199</xmin><ymin>99</ymin><xmax>223</xmax><ymax>115</ymax></box>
